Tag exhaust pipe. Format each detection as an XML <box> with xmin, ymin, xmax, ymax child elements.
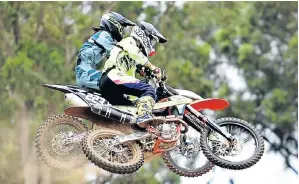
<box><xmin>91</xmin><ymin>104</ymin><xmax>136</xmax><ymax>124</ymax></box>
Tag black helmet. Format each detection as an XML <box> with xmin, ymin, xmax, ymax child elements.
<box><xmin>130</xmin><ymin>21</ymin><xmax>167</xmax><ymax>57</ymax></box>
<box><xmin>93</xmin><ymin>12</ymin><xmax>135</xmax><ymax>42</ymax></box>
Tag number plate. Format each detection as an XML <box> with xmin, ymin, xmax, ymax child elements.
<box><xmin>85</xmin><ymin>93</ymin><xmax>107</xmax><ymax>105</ymax></box>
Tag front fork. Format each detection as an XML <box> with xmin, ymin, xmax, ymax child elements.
<box><xmin>185</xmin><ymin>105</ymin><xmax>234</xmax><ymax>141</ymax></box>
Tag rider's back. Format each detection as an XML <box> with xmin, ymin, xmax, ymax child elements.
<box><xmin>75</xmin><ymin>30</ymin><xmax>115</xmax><ymax>89</ymax></box>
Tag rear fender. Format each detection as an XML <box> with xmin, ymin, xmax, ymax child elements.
<box><xmin>64</xmin><ymin>106</ymin><xmax>97</xmax><ymax>122</ymax></box>
<box><xmin>42</xmin><ymin>84</ymin><xmax>72</xmax><ymax>93</ymax></box>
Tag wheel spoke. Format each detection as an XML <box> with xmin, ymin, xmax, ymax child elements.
<box><xmin>50</xmin><ymin>130</ymin><xmax>56</xmax><ymax>136</ymax></box>
<box><xmin>166</xmin><ymin>125</ymin><xmax>211</xmax><ymax>172</ymax></box>
<box><xmin>42</xmin><ymin>122</ymin><xmax>83</xmax><ymax>162</ymax></box>
<box><xmin>91</xmin><ymin>135</ymin><xmax>135</xmax><ymax>164</ymax></box>
<box><xmin>69</xmin><ymin>127</ymin><xmax>75</xmax><ymax>133</ymax></box>
<box><xmin>243</xmin><ymin>134</ymin><xmax>253</xmax><ymax>143</ymax></box>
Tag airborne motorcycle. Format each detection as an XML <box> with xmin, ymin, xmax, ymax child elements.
<box><xmin>35</xmin><ymin>66</ymin><xmax>264</xmax><ymax>177</ymax></box>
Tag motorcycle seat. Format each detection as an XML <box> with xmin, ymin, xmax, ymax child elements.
<box><xmin>66</xmin><ymin>85</ymin><xmax>135</xmax><ymax>106</ymax></box>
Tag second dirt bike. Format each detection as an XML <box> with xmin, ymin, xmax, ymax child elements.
<box><xmin>36</xmin><ymin>66</ymin><xmax>264</xmax><ymax>177</ymax></box>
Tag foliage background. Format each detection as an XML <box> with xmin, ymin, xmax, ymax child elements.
<box><xmin>0</xmin><ymin>1</ymin><xmax>297</xmax><ymax>184</ymax></box>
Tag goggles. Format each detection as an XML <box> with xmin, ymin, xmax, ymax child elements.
<box><xmin>149</xmin><ymin>35</ymin><xmax>158</xmax><ymax>57</ymax></box>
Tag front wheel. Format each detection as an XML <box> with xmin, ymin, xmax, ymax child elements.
<box><xmin>163</xmin><ymin>125</ymin><xmax>214</xmax><ymax>177</ymax></box>
<box><xmin>200</xmin><ymin>117</ymin><xmax>264</xmax><ymax>170</ymax></box>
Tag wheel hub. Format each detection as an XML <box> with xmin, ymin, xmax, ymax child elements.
<box><xmin>228</xmin><ymin>137</ymin><xmax>244</xmax><ymax>156</ymax></box>
<box><xmin>95</xmin><ymin>138</ymin><xmax>132</xmax><ymax>163</ymax></box>
<box><xmin>180</xmin><ymin>138</ymin><xmax>201</xmax><ymax>159</ymax></box>
<box><xmin>52</xmin><ymin>133</ymin><xmax>74</xmax><ymax>155</ymax></box>
<box><xmin>209</xmin><ymin>133</ymin><xmax>244</xmax><ymax>156</ymax></box>
<box><xmin>209</xmin><ymin>132</ymin><xmax>230</xmax><ymax>156</ymax></box>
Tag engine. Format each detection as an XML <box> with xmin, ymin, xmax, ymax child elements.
<box><xmin>157</xmin><ymin>123</ymin><xmax>178</xmax><ymax>140</ymax></box>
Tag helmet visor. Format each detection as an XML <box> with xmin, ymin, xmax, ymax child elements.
<box><xmin>149</xmin><ymin>36</ymin><xmax>158</xmax><ymax>57</ymax></box>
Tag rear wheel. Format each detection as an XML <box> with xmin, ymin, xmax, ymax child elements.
<box><xmin>81</xmin><ymin>128</ymin><xmax>144</xmax><ymax>174</ymax></box>
<box><xmin>35</xmin><ymin>114</ymin><xmax>88</xmax><ymax>170</ymax></box>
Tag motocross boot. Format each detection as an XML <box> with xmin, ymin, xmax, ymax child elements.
<box><xmin>136</xmin><ymin>96</ymin><xmax>165</xmax><ymax>128</ymax></box>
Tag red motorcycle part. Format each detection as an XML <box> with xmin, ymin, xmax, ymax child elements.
<box><xmin>151</xmin><ymin>125</ymin><xmax>181</xmax><ymax>153</ymax></box>
<box><xmin>185</xmin><ymin>98</ymin><xmax>230</xmax><ymax>113</ymax></box>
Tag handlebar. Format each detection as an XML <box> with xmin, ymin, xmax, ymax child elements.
<box><xmin>136</xmin><ymin>64</ymin><xmax>167</xmax><ymax>82</ymax></box>
<box><xmin>136</xmin><ymin>64</ymin><xmax>176</xmax><ymax>96</ymax></box>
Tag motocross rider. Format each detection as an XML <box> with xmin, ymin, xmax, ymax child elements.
<box><xmin>75</xmin><ymin>12</ymin><xmax>135</xmax><ymax>89</ymax></box>
<box><xmin>99</xmin><ymin>21</ymin><xmax>167</xmax><ymax>128</ymax></box>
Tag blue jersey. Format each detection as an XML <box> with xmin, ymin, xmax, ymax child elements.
<box><xmin>78</xmin><ymin>30</ymin><xmax>115</xmax><ymax>67</ymax></box>
<box><xmin>75</xmin><ymin>30</ymin><xmax>115</xmax><ymax>89</ymax></box>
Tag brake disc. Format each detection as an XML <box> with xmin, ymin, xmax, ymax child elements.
<box><xmin>179</xmin><ymin>137</ymin><xmax>201</xmax><ymax>159</ymax></box>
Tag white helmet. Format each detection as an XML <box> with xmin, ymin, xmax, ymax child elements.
<box><xmin>130</xmin><ymin>21</ymin><xmax>167</xmax><ymax>57</ymax></box>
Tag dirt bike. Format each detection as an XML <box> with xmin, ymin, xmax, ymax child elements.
<box><xmin>35</xmin><ymin>66</ymin><xmax>264</xmax><ymax>177</ymax></box>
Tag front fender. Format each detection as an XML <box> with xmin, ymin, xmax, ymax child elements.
<box><xmin>187</xmin><ymin>98</ymin><xmax>230</xmax><ymax>112</ymax></box>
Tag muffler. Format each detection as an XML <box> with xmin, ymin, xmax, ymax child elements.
<box><xmin>91</xmin><ymin>104</ymin><xmax>136</xmax><ymax>124</ymax></box>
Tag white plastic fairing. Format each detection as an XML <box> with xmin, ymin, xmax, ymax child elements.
<box><xmin>174</xmin><ymin>89</ymin><xmax>204</xmax><ymax>100</ymax></box>
<box><xmin>64</xmin><ymin>93</ymin><xmax>88</xmax><ymax>106</ymax></box>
